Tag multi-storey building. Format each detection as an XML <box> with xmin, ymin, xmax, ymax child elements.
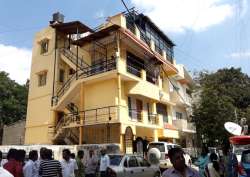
<box><xmin>25</xmin><ymin>11</ymin><xmax>196</xmax><ymax>153</ymax></box>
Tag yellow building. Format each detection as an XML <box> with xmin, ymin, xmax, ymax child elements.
<box><xmin>25</xmin><ymin>11</ymin><xmax>195</xmax><ymax>153</ymax></box>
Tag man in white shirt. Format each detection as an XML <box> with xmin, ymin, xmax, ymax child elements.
<box><xmin>0</xmin><ymin>167</ymin><xmax>14</xmax><ymax>177</ymax></box>
<box><xmin>99</xmin><ymin>149</ymin><xmax>110</xmax><ymax>177</ymax></box>
<box><xmin>23</xmin><ymin>150</ymin><xmax>39</xmax><ymax>177</ymax></box>
<box><xmin>61</xmin><ymin>149</ymin><xmax>78</xmax><ymax>177</ymax></box>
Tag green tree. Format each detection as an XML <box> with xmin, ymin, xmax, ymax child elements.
<box><xmin>0</xmin><ymin>71</ymin><xmax>28</xmax><ymax>124</ymax></box>
<box><xmin>192</xmin><ymin>68</ymin><xmax>250</xmax><ymax>146</ymax></box>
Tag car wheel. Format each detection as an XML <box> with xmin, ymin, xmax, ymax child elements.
<box><xmin>154</xmin><ymin>171</ymin><xmax>161</xmax><ymax>177</ymax></box>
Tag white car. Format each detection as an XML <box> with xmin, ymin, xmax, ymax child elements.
<box><xmin>147</xmin><ymin>142</ymin><xmax>192</xmax><ymax>170</ymax></box>
<box><xmin>106</xmin><ymin>154</ymin><xmax>161</xmax><ymax>177</ymax></box>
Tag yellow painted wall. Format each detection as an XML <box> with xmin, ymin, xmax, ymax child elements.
<box><xmin>25</xmin><ymin>27</ymin><xmax>56</xmax><ymax>144</ymax></box>
<box><xmin>84</xmin><ymin>79</ymin><xmax>118</xmax><ymax>109</ymax></box>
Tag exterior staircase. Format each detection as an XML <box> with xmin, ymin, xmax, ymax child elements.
<box><xmin>52</xmin><ymin>48</ymin><xmax>116</xmax><ymax>106</ymax></box>
<box><xmin>53</xmin><ymin>103</ymin><xmax>80</xmax><ymax>144</ymax></box>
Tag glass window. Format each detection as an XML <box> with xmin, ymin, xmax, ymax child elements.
<box><xmin>40</xmin><ymin>40</ymin><xmax>49</xmax><ymax>54</ymax></box>
<box><xmin>109</xmin><ymin>155</ymin><xmax>123</xmax><ymax>166</ymax></box>
<box><xmin>136</xmin><ymin>156</ymin><xmax>150</xmax><ymax>167</ymax></box>
<box><xmin>148</xmin><ymin>143</ymin><xmax>165</xmax><ymax>152</ymax></box>
<box><xmin>176</xmin><ymin>112</ymin><xmax>183</xmax><ymax>119</ymax></box>
<box><xmin>128</xmin><ymin>97</ymin><xmax>132</xmax><ymax>117</ymax></box>
<box><xmin>128</xmin><ymin>156</ymin><xmax>139</xmax><ymax>167</ymax></box>
<box><xmin>38</xmin><ymin>72</ymin><xmax>47</xmax><ymax>87</ymax></box>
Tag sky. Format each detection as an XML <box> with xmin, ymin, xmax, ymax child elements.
<box><xmin>0</xmin><ymin>0</ymin><xmax>250</xmax><ymax>84</ymax></box>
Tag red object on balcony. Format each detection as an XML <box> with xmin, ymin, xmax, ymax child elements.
<box><xmin>164</xmin><ymin>123</ymin><xmax>177</xmax><ymax>130</ymax></box>
<box><xmin>229</xmin><ymin>136</ymin><xmax>250</xmax><ymax>145</ymax></box>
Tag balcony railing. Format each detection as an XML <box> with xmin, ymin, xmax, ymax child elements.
<box><xmin>148</xmin><ymin>113</ymin><xmax>158</xmax><ymax>124</ymax></box>
<box><xmin>140</xmin><ymin>32</ymin><xmax>150</xmax><ymax>46</ymax></box>
<box><xmin>60</xmin><ymin>48</ymin><xmax>89</xmax><ymax>69</ymax></box>
<box><xmin>129</xmin><ymin>109</ymin><xmax>143</xmax><ymax>122</ymax></box>
<box><xmin>127</xmin><ymin>64</ymin><xmax>141</xmax><ymax>77</ymax></box>
<box><xmin>146</xmin><ymin>72</ymin><xmax>157</xmax><ymax>85</ymax></box>
<box><xmin>61</xmin><ymin>106</ymin><xmax>119</xmax><ymax>127</ymax></box>
<box><xmin>53</xmin><ymin>57</ymin><xmax>116</xmax><ymax>105</ymax></box>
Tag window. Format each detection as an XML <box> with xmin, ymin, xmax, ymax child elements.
<box><xmin>156</xmin><ymin>103</ymin><xmax>168</xmax><ymax>122</ymax></box>
<box><xmin>40</xmin><ymin>40</ymin><xmax>49</xmax><ymax>54</ymax></box>
<box><xmin>128</xmin><ymin>97</ymin><xmax>132</xmax><ymax>117</ymax></box>
<box><xmin>176</xmin><ymin>112</ymin><xmax>183</xmax><ymax>119</ymax></box>
<box><xmin>59</xmin><ymin>69</ymin><xmax>65</xmax><ymax>83</ymax></box>
<box><xmin>38</xmin><ymin>72</ymin><xmax>47</xmax><ymax>87</ymax></box>
<box><xmin>128</xmin><ymin>156</ymin><xmax>138</xmax><ymax>167</ymax></box>
<box><xmin>136</xmin><ymin>156</ymin><xmax>150</xmax><ymax>167</ymax></box>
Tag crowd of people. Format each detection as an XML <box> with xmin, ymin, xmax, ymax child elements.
<box><xmin>194</xmin><ymin>143</ymin><xmax>238</xmax><ymax>177</ymax></box>
<box><xmin>162</xmin><ymin>143</ymin><xmax>238</xmax><ymax>177</ymax></box>
<box><xmin>0</xmin><ymin>147</ymin><xmax>110</xmax><ymax>177</ymax></box>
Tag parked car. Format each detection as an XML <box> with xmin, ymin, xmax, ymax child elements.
<box><xmin>106</xmin><ymin>154</ymin><xmax>161</xmax><ymax>177</ymax></box>
<box><xmin>147</xmin><ymin>142</ymin><xmax>192</xmax><ymax>170</ymax></box>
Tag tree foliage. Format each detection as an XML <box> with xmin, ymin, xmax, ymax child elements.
<box><xmin>0</xmin><ymin>71</ymin><xmax>28</xmax><ymax>125</ymax></box>
<box><xmin>192</xmin><ymin>68</ymin><xmax>250</xmax><ymax>146</ymax></box>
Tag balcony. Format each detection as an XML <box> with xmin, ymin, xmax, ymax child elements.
<box><xmin>129</xmin><ymin>109</ymin><xmax>143</xmax><ymax>122</ymax></box>
<box><xmin>60</xmin><ymin>106</ymin><xmax>119</xmax><ymax>127</ymax></box>
<box><xmin>173</xmin><ymin>119</ymin><xmax>196</xmax><ymax>133</ymax></box>
<box><xmin>127</xmin><ymin>64</ymin><xmax>141</xmax><ymax>78</ymax></box>
<box><xmin>53</xmin><ymin>57</ymin><xmax>116</xmax><ymax>105</ymax></box>
<box><xmin>170</xmin><ymin>91</ymin><xmax>192</xmax><ymax>106</ymax></box>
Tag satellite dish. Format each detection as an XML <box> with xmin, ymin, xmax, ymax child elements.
<box><xmin>224</xmin><ymin>122</ymin><xmax>242</xmax><ymax>136</ymax></box>
<box><xmin>147</xmin><ymin>148</ymin><xmax>160</xmax><ymax>165</ymax></box>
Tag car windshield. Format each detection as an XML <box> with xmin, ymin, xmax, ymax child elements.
<box><xmin>109</xmin><ymin>155</ymin><xmax>123</xmax><ymax>166</ymax></box>
<box><xmin>148</xmin><ymin>143</ymin><xmax>165</xmax><ymax>152</ymax></box>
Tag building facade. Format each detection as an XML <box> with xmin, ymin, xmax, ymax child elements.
<box><xmin>25</xmin><ymin>11</ymin><xmax>195</xmax><ymax>153</ymax></box>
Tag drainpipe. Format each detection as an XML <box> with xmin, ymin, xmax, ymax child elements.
<box><xmin>52</xmin><ymin>29</ymin><xmax>57</xmax><ymax>106</ymax></box>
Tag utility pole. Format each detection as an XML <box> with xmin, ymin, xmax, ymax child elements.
<box><xmin>234</xmin><ymin>109</ymin><xmax>238</xmax><ymax>123</ymax></box>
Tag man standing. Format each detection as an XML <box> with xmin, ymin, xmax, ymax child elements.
<box><xmin>99</xmin><ymin>149</ymin><xmax>110</xmax><ymax>177</ymax></box>
<box><xmin>222</xmin><ymin>143</ymin><xmax>238</xmax><ymax>177</ymax></box>
<box><xmin>162</xmin><ymin>147</ymin><xmax>199</xmax><ymax>177</ymax></box>
<box><xmin>61</xmin><ymin>149</ymin><xmax>78</xmax><ymax>177</ymax></box>
<box><xmin>75</xmin><ymin>150</ymin><xmax>84</xmax><ymax>177</ymax></box>
<box><xmin>85</xmin><ymin>150</ymin><xmax>98</xmax><ymax>177</ymax></box>
<box><xmin>23</xmin><ymin>150</ymin><xmax>39</xmax><ymax>177</ymax></box>
<box><xmin>4</xmin><ymin>148</ymin><xmax>23</xmax><ymax>177</ymax></box>
<box><xmin>39</xmin><ymin>149</ymin><xmax>62</xmax><ymax>177</ymax></box>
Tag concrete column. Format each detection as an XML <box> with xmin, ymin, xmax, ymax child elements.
<box><xmin>158</xmin><ymin>76</ymin><xmax>162</xmax><ymax>89</ymax></box>
<box><xmin>79</xmin><ymin>83</ymin><xmax>84</xmax><ymax>145</ymax></box>
<box><xmin>141</xmin><ymin>70</ymin><xmax>146</xmax><ymax>80</ymax></box>
<box><xmin>167</xmin><ymin>105</ymin><xmax>173</xmax><ymax>125</ymax></box>
<box><xmin>135</xmin><ymin>26</ymin><xmax>140</xmax><ymax>39</ymax></box>
<box><xmin>162</xmin><ymin>50</ymin><xmax>167</xmax><ymax>60</ymax></box>
<box><xmin>153</xmin><ymin>129</ymin><xmax>158</xmax><ymax>142</ymax></box>
<box><xmin>152</xmin><ymin>102</ymin><xmax>157</xmax><ymax>114</ymax></box>
<box><xmin>117</xmin><ymin>73</ymin><xmax>122</xmax><ymax>121</ymax></box>
<box><xmin>150</xmin><ymin>40</ymin><xmax>155</xmax><ymax>51</ymax></box>
<box><xmin>79</xmin><ymin>127</ymin><xmax>83</xmax><ymax>145</ymax></box>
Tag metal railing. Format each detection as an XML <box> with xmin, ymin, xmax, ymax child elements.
<box><xmin>62</xmin><ymin>106</ymin><xmax>119</xmax><ymax>126</ymax></box>
<box><xmin>146</xmin><ymin>72</ymin><xmax>157</xmax><ymax>85</ymax></box>
<box><xmin>140</xmin><ymin>32</ymin><xmax>150</xmax><ymax>46</ymax></box>
<box><xmin>148</xmin><ymin>113</ymin><xmax>158</xmax><ymax>124</ymax></box>
<box><xmin>127</xmin><ymin>64</ymin><xmax>141</xmax><ymax>77</ymax></box>
<box><xmin>129</xmin><ymin>109</ymin><xmax>143</xmax><ymax>122</ymax></box>
<box><xmin>53</xmin><ymin>53</ymin><xmax>117</xmax><ymax>105</ymax></box>
<box><xmin>60</xmin><ymin>48</ymin><xmax>89</xmax><ymax>69</ymax></box>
